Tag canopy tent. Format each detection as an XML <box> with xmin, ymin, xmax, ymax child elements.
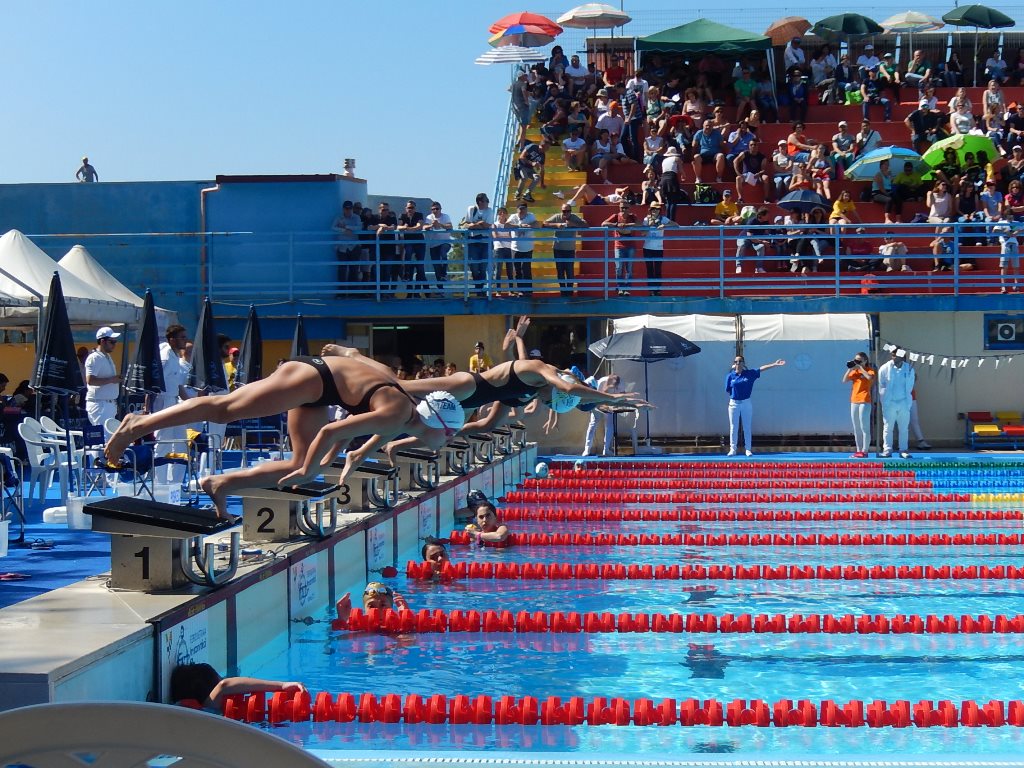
<box><xmin>0</xmin><ymin>230</ymin><xmax>139</xmax><ymax>328</ymax></box>
<box><xmin>607</xmin><ymin>314</ymin><xmax>869</xmax><ymax>437</ymax></box>
<box><xmin>637</xmin><ymin>19</ymin><xmax>772</xmax><ymax>53</ymax></box>
<box><xmin>58</xmin><ymin>245</ymin><xmax>177</xmax><ymax>330</ymax></box>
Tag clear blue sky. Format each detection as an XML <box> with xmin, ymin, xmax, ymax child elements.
<box><xmin>2</xmin><ymin>1</ymin><xmax>1009</xmax><ymax>208</ymax></box>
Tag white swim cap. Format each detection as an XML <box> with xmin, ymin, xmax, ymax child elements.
<box><xmin>549</xmin><ymin>374</ymin><xmax>582</xmax><ymax>413</ymax></box>
<box><xmin>535</xmin><ymin>462</ymin><xmax>549</xmax><ymax>478</ymax></box>
<box><xmin>415</xmin><ymin>391</ymin><xmax>465</xmax><ymax>431</ymax></box>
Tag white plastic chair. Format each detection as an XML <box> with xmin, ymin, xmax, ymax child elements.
<box><xmin>16</xmin><ymin>420</ymin><xmax>57</xmax><ymax>501</ymax></box>
<box><xmin>0</xmin><ymin>701</ymin><xmax>330</xmax><ymax>768</ymax></box>
<box><xmin>17</xmin><ymin>418</ymin><xmax>80</xmax><ymax>504</ymax></box>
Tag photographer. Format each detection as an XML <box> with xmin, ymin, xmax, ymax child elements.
<box><xmin>842</xmin><ymin>352</ymin><xmax>875</xmax><ymax>458</ymax></box>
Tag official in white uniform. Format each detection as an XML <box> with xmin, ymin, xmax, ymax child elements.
<box><xmin>151</xmin><ymin>323</ymin><xmax>192</xmax><ymax>483</ymax></box>
<box><xmin>877</xmin><ymin>348</ymin><xmax>916</xmax><ymax>458</ymax></box>
<box><xmin>582</xmin><ymin>374</ymin><xmax>638</xmax><ymax>456</ymax></box>
<box><xmin>84</xmin><ymin>326</ymin><xmax>122</xmax><ymax>426</ymax></box>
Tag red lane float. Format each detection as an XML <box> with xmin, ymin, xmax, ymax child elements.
<box><xmin>516</xmin><ymin>478</ymin><xmax>934</xmax><ymax>490</ymax></box>
<box><xmin>503</xmin><ymin>491</ymin><xmax>969</xmax><ymax>504</ymax></box>
<box><xmin>223</xmin><ymin>692</ymin><xmax>1024</xmax><ymax>727</ymax></box>
<box><xmin>446</xmin><ymin>531</ymin><xmax>1020</xmax><ymax>548</ymax></box>
<box><xmin>333</xmin><ymin>606</ymin><xmax>1024</xmax><ymax>636</ymax></box>
<box><xmin>497</xmin><ymin>507</ymin><xmax>1024</xmax><ymax>522</ymax></box>
<box><xmin>408</xmin><ymin>560</ymin><xmax>1024</xmax><ymax>582</ymax></box>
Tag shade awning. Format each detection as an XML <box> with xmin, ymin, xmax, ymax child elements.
<box><xmin>637</xmin><ymin>18</ymin><xmax>772</xmax><ymax>53</ymax></box>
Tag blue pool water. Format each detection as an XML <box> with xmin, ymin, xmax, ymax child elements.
<box><xmin>248</xmin><ymin>457</ymin><xmax>1024</xmax><ymax>760</ymax></box>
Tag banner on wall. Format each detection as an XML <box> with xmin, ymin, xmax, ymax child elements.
<box><xmin>160</xmin><ymin>612</ymin><xmax>210</xmax><ymax>702</ymax></box>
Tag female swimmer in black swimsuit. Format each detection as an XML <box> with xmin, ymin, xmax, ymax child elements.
<box><xmin>104</xmin><ymin>356</ymin><xmax>461</xmax><ymax>519</ymax></box>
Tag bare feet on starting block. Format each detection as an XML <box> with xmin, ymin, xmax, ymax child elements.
<box><xmin>199</xmin><ymin>474</ymin><xmax>231</xmax><ymax>520</ymax></box>
<box><xmin>104</xmin><ymin>412</ymin><xmax>141</xmax><ymax>465</ymax></box>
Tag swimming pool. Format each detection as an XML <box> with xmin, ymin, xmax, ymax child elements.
<box><xmin>243</xmin><ymin>456</ymin><xmax>1024</xmax><ymax>761</ymax></box>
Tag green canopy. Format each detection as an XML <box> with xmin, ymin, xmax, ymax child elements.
<box><xmin>637</xmin><ymin>18</ymin><xmax>772</xmax><ymax>53</ymax></box>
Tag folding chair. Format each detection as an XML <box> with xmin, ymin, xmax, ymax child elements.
<box><xmin>0</xmin><ymin>448</ymin><xmax>25</xmax><ymax>546</ymax></box>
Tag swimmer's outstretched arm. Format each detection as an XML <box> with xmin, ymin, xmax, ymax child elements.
<box><xmin>208</xmin><ymin>677</ymin><xmax>307</xmax><ymax>708</ymax></box>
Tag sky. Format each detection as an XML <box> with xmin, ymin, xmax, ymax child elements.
<box><xmin>2</xmin><ymin>1</ymin><xmax>1014</xmax><ymax>209</ymax></box>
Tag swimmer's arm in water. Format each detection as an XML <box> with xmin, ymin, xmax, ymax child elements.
<box><xmin>208</xmin><ymin>677</ymin><xmax>307</xmax><ymax>708</ymax></box>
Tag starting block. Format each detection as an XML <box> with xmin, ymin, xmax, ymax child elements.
<box><xmin>491</xmin><ymin>426</ymin><xmax>513</xmax><ymax>455</ymax></box>
<box><xmin>442</xmin><ymin>439</ymin><xmax>471</xmax><ymax>477</ymax></box>
<box><xmin>84</xmin><ymin>496</ymin><xmax>239</xmax><ymax>591</ymax></box>
<box><xmin>508</xmin><ymin>422</ymin><xmax>527</xmax><ymax>449</ymax></box>
<box><xmin>466</xmin><ymin>433</ymin><xmax>495</xmax><ymax>465</ymax></box>
<box><xmin>239</xmin><ymin>481</ymin><xmax>341</xmax><ymax>542</ymax></box>
<box><xmin>390</xmin><ymin>447</ymin><xmax>439</xmax><ymax>491</ymax></box>
<box><xmin>322</xmin><ymin>457</ymin><xmax>399</xmax><ymax>510</ymax></box>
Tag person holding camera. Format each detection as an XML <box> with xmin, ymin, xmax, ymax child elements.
<box><xmin>842</xmin><ymin>352</ymin><xmax>875</xmax><ymax>458</ymax></box>
<box><xmin>724</xmin><ymin>355</ymin><xmax>785</xmax><ymax>456</ymax></box>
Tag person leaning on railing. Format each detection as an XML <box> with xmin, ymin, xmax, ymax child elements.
<box><xmin>543</xmin><ymin>204</ymin><xmax>587</xmax><ymax>298</ymax></box>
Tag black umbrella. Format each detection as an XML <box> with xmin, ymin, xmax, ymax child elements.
<box><xmin>190</xmin><ymin>297</ymin><xmax>227</xmax><ymax>392</ymax></box>
<box><xmin>126</xmin><ymin>290</ymin><xmax>165</xmax><ymax>395</ymax></box>
<box><xmin>589</xmin><ymin>327</ymin><xmax>702</xmax><ymax>446</ymax></box>
<box><xmin>235</xmin><ymin>304</ymin><xmax>263</xmax><ymax>386</ymax></box>
<box><xmin>942</xmin><ymin>5</ymin><xmax>1014</xmax><ymax>86</ymax></box>
<box><xmin>30</xmin><ymin>272</ymin><xmax>85</xmax><ymax>512</ymax></box>
<box><xmin>811</xmin><ymin>12</ymin><xmax>883</xmax><ymax>40</ymax></box>
<box><xmin>290</xmin><ymin>313</ymin><xmax>309</xmax><ymax>359</ymax></box>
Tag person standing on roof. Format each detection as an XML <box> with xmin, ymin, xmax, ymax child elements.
<box><xmin>76</xmin><ymin>156</ymin><xmax>98</xmax><ymax>182</ymax></box>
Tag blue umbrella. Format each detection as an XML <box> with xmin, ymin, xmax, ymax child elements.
<box><xmin>844</xmin><ymin>146</ymin><xmax>930</xmax><ymax>181</ymax></box>
<box><xmin>777</xmin><ymin>189</ymin><xmax>830</xmax><ymax>213</ymax></box>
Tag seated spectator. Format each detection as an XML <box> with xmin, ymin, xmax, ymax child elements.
<box><xmin>856</xmin><ymin>44</ymin><xmax>880</xmax><ymax>79</ymax></box>
<box><xmin>905</xmin><ymin>49</ymin><xmax>937</xmax><ymax>90</ymax></box>
<box><xmin>1006</xmin><ymin>103</ymin><xmax>1024</xmax><ymax>150</ymax></box>
<box><xmin>1003</xmin><ymin>178</ymin><xmax>1024</xmax><ymax>220</ymax></box>
<box><xmin>170</xmin><ymin>663</ymin><xmax>306</xmax><ymax>710</ymax></box>
<box><xmin>948</xmin><ymin>86</ymin><xmax>972</xmax><ymax>115</ymax></box>
<box><xmin>985</xmin><ymin>79</ymin><xmax>1007</xmax><ymax>116</ymax></box>
<box><xmin>945</xmin><ymin>52</ymin><xmax>964</xmax><ymax>87</ymax></box>
<box><xmin>734</xmin><ymin>207</ymin><xmax>771</xmax><ymax>274</ymax></box>
<box><xmin>872</xmin><ymin>158</ymin><xmax>897</xmax><ymax>223</ymax></box>
<box><xmin>541</xmin><ymin>98</ymin><xmax>569</xmax><ymax>141</ymax></box>
<box><xmin>830</xmin><ymin>190</ymin><xmax>861</xmax><ymax>225</ymax></box>
<box><xmin>950</xmin><ymin>101</ymin><xmax>975</xmax><ymax>135</ymax></box>
<box><xmin>772</xmin><ymin>140</ymin><xmax>795</xmax><ymax>197</ymax></box>
<box><xmin>707</xmin><ymin>104</ymin><xmax>730</xmax><ymax>133</ymax></box>
<box><xmin>879</xmin><ymin>232</ymin><xmax>911</xmax><ymax>272</ymax></box>
<box><xmin>905</xmin><ymin>97</ymin><xmax>948</xmax><ymax>153</ymax></box>
<box><xmin>985</xmin><ymin>107</ymin><xmax>1007</xmax><ymax>155</ymax></box>
<box><xmin>927</xmin><ymin>180</ymin><xmax>957</xmax><ymax>224</ymax></box>
<box><xmin>860</xmin><ymin>69</ymin><xmax>892</xmax><ymax>123</ymax></box>
<box><xmin>680</xmin><ymin>87</ymin><xmax>706</xmax><ymax>127</ymax></box>
<box><xmin>594</xmin><ymin>87</ymin><xmax>611</xmax><ymax>120</ymax></box>
<box><xmin>725</xmin><ymin>120</ymin><xmax>756</xmax><ymax>163</ymax></box>
<box><xmin>564</xmin><ymin>54</ymin><xmax>588</xmax><ymax>97</ymax></box>
<box><xmin>788</xmin><ymin>164</ymin><xmax>813</xmax><ymax>192</ymax></box>
<box><xmin>933</xmin><ymin>147</ymin><xmax>963</xmax><ymax>189</ymax></box>
<box><xmin>691</xmin><ymin>120</ymin><xmax>727</xmax><ymax>182</ymax></box>
<box><xmin>10</xmin><ymin>380</ymin><xmax>34</xmax><ymax>411</ymax></box>
<box><xmin>784</xmin><ymin>71</ymin><xmax>809</xmax><ymax>123</ymax></box>
<box><xmin>604</xmin><ymin>54</ymin><xmax>626</xmax><ymax>87</ymax></box>
<box><xmin>957</xmin><ymin>180</ymin><xmax>985</xmax><ymax>241</ymax></box>
<box><xmin>843</xmin><ymin>227</ymin><xmax>882</xmax><ymax>271</ymax></box>
<box><xmin>645</xmin><ymin>85</ymin><xmax>664</xmax><ymax>128</ymax></box>
<box><xmin>752</xmin><ymin>70</ymin><xmax>779</xmax><ymax>123</ymax></box>
<box><xmin>892</xmin><ymin>160</ymin><xmax>928</xmax><ymax>218</ymax></box>
<box><xmin>930</xmin><ymin>235</ymin><xmax>955</xmax><ymax>271</ymax></box>
<box><xmin>567</xmin><ymin>100</ymin><xmax>590</xmax><ymax>136</ymax></box>
<box><xmin>981</xmin><ymin>178</ymin><xmax>1004</xmax><ymax>220</ymax></box>
<box><xmin>643</xmin><ymin>131</ymin><xmax>666</xmax><ymax>172</ymax></box>
<box><xmin>786</xmin><ymin>210</ymin><xmax>818</xmax><ymax>274</ymax></box>
<box><xmin>549</xmin><ymin>46</ymin><xmax>569</xmax><ymax>82</ymax></box>
<box><xmin>590</xmin><ymin>129</ymin><xmax>623</xmax><ymax>176</ymax></box>
<box><xmin>1007</xmin><ymin>145</ymin><xmax>1024</xmax><ymax>182</ymax></box>
<box><xmin>856</xmin><ymin>118</ymin><xmax>883</xmax><ymax>156</ymax></box>
<box><xmin>733</xmin><ymin>68</ymin><xmax>756</xmax><ymax>122</ymax></box>
<box><xmin>710</xmin><ymin>188</ymin><xmax>741</xmax><ymax>224</ymax></box>
<box><xmin>562</xmin><ymin>126</ymin><xmax>587</xmax><ymax>171</ymax></box>
<box><xmin>595</xmin><ymin>100</ymin><xmax>626</xmax><ymax>139</ymax></box>
<box><xmin>786</xmin><ymin>121</ymin><xmax>817</xmax><ymax>163</ymax></box>
<box><xmin>734</xmin><ymin>138</ymin><xmax>772</xmax><ymax>202</ymax></box>
<box><xmin>809</xmin><ymin>44</ymin><xmax>837</xmax><ymax>86</ymax></box>
<box><xmin>964</xmin><ymin>151</ymin><xmax>988</xmax><ymax>189</ymax></box>
<box><xmin>878</xmin><ymin>52</ymin><xmax>900</xmax><ymax>87</ymax></box>
<box><xmin>831</xmin><ymin>121</ymin><xmax>856</xmax><ymax>177</ymax></box>
<box><xmin>640</xmin><ymin>165</ymin><xmax>660</xmax><ymax>205</ymax></box>
<box><xmin>809</xmin><ymin>144</ymin><xmax>833</xmax><ymax>200</ymax></box>
<box><xmin>986</xmin><ymin>48</ymin><xmax>1009</xmax><ymax>84</ymax></box>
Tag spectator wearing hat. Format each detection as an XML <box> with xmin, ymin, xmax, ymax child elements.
<box><xmin>772</xmin><ymin>140</ymin><xmax>795</xmax><ymax>198</ymax></box>
<box><xmin>528</xmin><ymin>348</ymin><xmax>544</xmax><ymax>361</ymax></box>
<box><xmin>831</xmin><ymin>121</ymin><xmax>857</xmax><ymax>177</ymax></box>
<box><xmin>76</xmin><ymin>156</ymin><xmax>98</xmax><ymax>183</ymax></box>
<box><xmin>658</xmin><ymin>146</ymin><xmax>684</xmax><ymax>220</ymax></box>
<box><xmin>856</xmin><ymin>44</ymin><xmax>880</xmax><ymax>79</ymax></box>
<box><xmin>710</xmin><ymin>188</ymin><xmax>741</xmax><ymax>225</ymax></box>
<box><xmin>469</xmin><ymin>342</ymin><xmax>492</xmax><ymax>373</ymax></box>
<box><xmin>85</xmin><ymin>327</ymin><xmax>122</xmax><ymax>426</ymax></box>
<box><xmin>878</xmin><ymin>52</ymin><xmax>901</xmax><ymax>86</ymax></box>
<box><xmin>905</xmin><ymin>97</ymin><xmax>947</xmax><ymax>153</ymax></box>
<box><xmin>544</xmin><ymin>204</ymin><xmax>587</xmax><ymax>297</ymax></box>
<box><xmin>783</xmin><ymin>37</ymin><xmax>805</xmax><ymax>76</ymax></box>
<box><xmin>860</xmin><ymin>69</ymin><xmax>892</xmax><ymax>123</ymax></box>
<box><xmin>642</xmin><ymin>201</ymin><xmax>675</xmax><ymax>295</ymax></box>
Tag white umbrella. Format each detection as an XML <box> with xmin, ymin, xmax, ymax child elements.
<box><xmin>556</xmin><ymin>3</ymin><xmax>632</xmax><ymax>29</ymax></box>
<box><xmin>880</xmin><ymin>11</ymin><xmax>944</xmax><ymax>53</ymax></box>
<box><xmin>474</xmin><ymin>46</ymin><xmax>548</xmax><ymax>66</ymax></box>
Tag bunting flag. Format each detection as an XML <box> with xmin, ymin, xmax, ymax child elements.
<box><xmin>881</xmin><ymin>341</ymin><xmax>1017</xmax><ymax>382</ymax></box>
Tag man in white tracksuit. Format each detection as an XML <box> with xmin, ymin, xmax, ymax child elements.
<box><xmin>582</xmin><ymin>374</ymin><xmax>638</xmax><ymax>456</ymax></box>
<box><xmin>876</xmin><ymin>348</ymin><xmax>916</xmax><ymax>458</ymax></box>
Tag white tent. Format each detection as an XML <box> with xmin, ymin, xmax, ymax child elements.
<box><xmin>58</xmin><ymin>245</ymin><xmax>177</xmax><ymax>330</ymax></box>
<box><xmin>609</xmin><ymin>313</ymin><xmax>869</xmax><ymax>437</ymax></box>
<box><xmin>0</xmin><ymin>230</ymin><xmax>139</xmax><ymax>328</ymax></box>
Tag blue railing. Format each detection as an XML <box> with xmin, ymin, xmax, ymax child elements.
<box><xmin>492</xmin><ymin>71</ymin><xmax>521</xmax><ymax>213</ymax></box>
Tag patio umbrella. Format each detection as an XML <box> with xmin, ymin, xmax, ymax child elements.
<box><xmin>290</xmin><ymin>314</ymin><xmax>309</xmax><ymax>359</ymax></box>
<box><xmin>125</xmin><ymin>290</ymin><xmax>165</xmax><ymax>395</ymax></box>
<box><xmin>942</xmin><ymin>5</ymin><xmax>1014</xmax><ymax>86</ymax></box>
<box><xmin>557</xmin><ymin>4</ymin><xmax>632</xmax><ymax>31</ymax></box>
<box><xmin>844</xmin><ymin>146</ymin><xmax>930</xmax><ymax>181</ymax></box>
<box><xmin>922</xmin><ymin>133</ymin><xmax>998</xmax><ymax>167</ymax></box>
<box><xmin>589</xmin><ymin>327</ymin><xmax>702</xmax><ymax>445</ymax></box>
<box><xmin>880</xmin><ymin>11</ymin><xmax>944</xmax><ymax>52</ymax></box>
<box><xmin>764</xmin><ymin>16</ymin><xmax>812</xmax><ymax>46</ymax></box>
<box><xmin>812</xmin><ymin>13</ymin><xmax>884</xmax><ymax>40</ymax></box>
<box><xmin>488</xmin><ymin>24</ymin><xmax>557</xmax><ymax>48</ymax></box>
<box><xmin>30</xmin><ymin>272</ymin><xmax>85</xmax><ymax>504</ymax></box>
<box><xmin>489</xmin><ymin>12</ymin><xmax>562</xmax><ymax>36</ymax></box>
<box><xmin>234</xmin><ymin>304</ymin><xmax>263</xmax><ymax>387</ymax></box>
<box><xmin>475</xmin><ymin>45</ymin><xmax>548</xmax><ymax>65</ymax></box>
<box><xmin>777</xmin><ymin>189</ymin><xmax>831</xmax><ymax>212</ymax></box>
<box><xmin>190</xmin><ymin>297</ymin><xmax>227</xmax><ymax>393</ymax></box>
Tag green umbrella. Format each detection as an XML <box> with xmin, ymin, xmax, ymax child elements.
<box><xmin>941</xmin><ymin>5</ymin><xmax>1015</xmax><ymax>85</ymax></box>
<box><xmin>811</xmin><ymin>13</ymin><xmax>884</xmax><ymax>40</ymax></box>
<box><xmin>922</xmin><ymin>134</ymin><xmax>998</xmax><ymax>167</ymax></box>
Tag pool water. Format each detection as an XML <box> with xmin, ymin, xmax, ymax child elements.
<box><xmin>248</xmin><ymin>457</ymin><xmax>1024</xmax><ymax>760</ymax></box>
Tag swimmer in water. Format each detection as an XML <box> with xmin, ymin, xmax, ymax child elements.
<box><xmin>170</xmin><ymin>662</ymin><xmax>306</xmax><ymax>709</ymax></box>
<box><xmin>465</xmin><ymin>499</ymin><xmax>510</xmax><ymax>545</ymax></box>
<box><xmin>422</xmin><ymin>536</ymin><xmax>451</xmax><ymax>574</ymax></box>
<box><xmin>335</xmin><ymin>581</ymin><xmax>410</xmax><ymax>624</ymax></box>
